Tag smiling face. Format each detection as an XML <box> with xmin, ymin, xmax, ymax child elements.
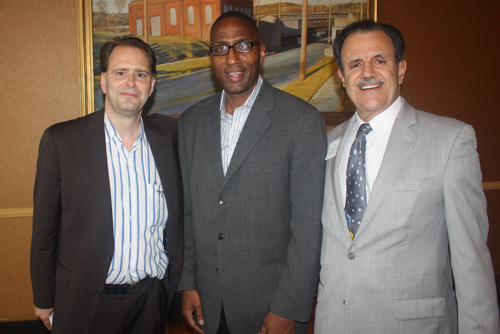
<box><xmin>338</xmin><ymin>30</ymin><xmax>407</xmax><ymax>121</ymax></box>
<box><xmin>209</xmin><ymin>17</ymin><xmax>265</xmax><ymax>109</ymax></box>
<box><xmin>101</xmin><ymin>46</ymin><xmax>155</xmax><ymax>119</ymax></box>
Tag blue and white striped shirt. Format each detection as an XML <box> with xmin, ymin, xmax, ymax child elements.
<box><xmin>220</xmin><ymin>75</ymin><xmax>263</xmax><ymax>175</ymax></box>
<box><xmin>104</xmin><ymin>113</ymin><xmax>169</xmax><ymax>285</ymax></box>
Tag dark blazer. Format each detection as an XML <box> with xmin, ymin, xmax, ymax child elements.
<box><xmin>177</xmin><ymin>79</ymin><xmax>327</xmax><ymax>334</ymax></box>
<box><xmin>30</xmin><ymin>110</ymin><xmax>183</xmax><ymax>334</ymax></box>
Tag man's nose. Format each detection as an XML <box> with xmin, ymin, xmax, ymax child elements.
<box><xmin>225</xmin><ymin>47</ymin><xmax>241</xmax><ymax>65</ymax></box>
<box><xmin>360</xmin><ymin>63</ymin><xmax>376</xmax><ymax>78</ymax></box>
<box><xmin>126</xmin><ymin>74</ymin><xmax>136</xmax><ymax>87</ymax></box>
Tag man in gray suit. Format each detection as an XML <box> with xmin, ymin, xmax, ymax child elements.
<box><xmin>177</xmin><ymin>11</ymin><xmax>327</xmax><ymax>334</ymax></box>
<box><xmin>315</xmin><ymin>20</ymin><xmax>499</xmax><ymax>333</ymax></box>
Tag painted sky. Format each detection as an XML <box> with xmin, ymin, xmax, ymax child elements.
<box><xmin>256</xmin><ymin>0</ymin><xmax>365</xmax><ymax>6</ymax></box>
<box><xmin>93</xmin><ymin>0</ymin><xmax>365</xmax><ymax>13</ymax></box>
<box><xmin>93</xmin><ymin>0</ymin><xmax>135</xmax><ymax>13</ymax></box>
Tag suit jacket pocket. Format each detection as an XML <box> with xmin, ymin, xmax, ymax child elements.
<box><xmin>262</xmin><ymin>261</ymin><xmax>285</xmax><ymax>282</ymax></box>
<box><xmin>392</xmin><ymin>178</ymin><xmax>432</xmax><ymax>192</ymax></box>
<box><xmin>393</xmin><ymin>297</ymin><xmax>445</xmax><ymax>320</ymax></box>
<box><xmin>55</xmin><ymin>261</ymin><xmax>71</xmax><ymax>287</ymax></box>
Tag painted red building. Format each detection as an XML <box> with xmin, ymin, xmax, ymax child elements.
<box><xmin>129</xmin><ymin>0</ymin><xmax>253</xmax><ymax>40</ymax></box>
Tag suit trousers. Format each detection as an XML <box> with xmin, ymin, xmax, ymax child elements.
<box><xmin>216</xmin><ymin>304</ymin><xmax>231</xmax><ymax>334</ymax></box>
<box><xmin>89</xmin><ymin>277</ymin><xmax>167</xmax><ymax>334</ymax></box>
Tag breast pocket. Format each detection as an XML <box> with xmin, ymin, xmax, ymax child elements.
<box><xmin>392</xmin><ymin>178</ymin><xmax>433</xmax><ymax>192</ymax></box>
<box><xmin>146</xmin><ymin>183</ymin><xmax>167</xmax><ymax>227</ymax></box>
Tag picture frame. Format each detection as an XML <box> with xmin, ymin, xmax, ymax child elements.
<box><xmin>80</xmin><ymin>0</ymin><xmax>377</xmax><ymax>125</ymax></box>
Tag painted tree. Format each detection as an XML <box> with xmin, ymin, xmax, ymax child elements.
<box><xmin>115</xmin><ymin>0</ymin><xmax>127</xmax><ymax>14</ymax></box>
<box><xmin>96</xmin><ymin>0</ymin><xmax>109</xmax><ymax>26</ymax></box>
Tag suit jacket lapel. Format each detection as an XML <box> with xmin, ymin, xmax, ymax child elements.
<box><xmin>354</xmin><ymin>99</ymin><xmax>418</xmax><ymax>239</ymax></box>
<box><xmin>144</xmin><ymin>117</ymin><xmax>173</xmax><ymax>215</ymax></box>
<box><xmin>144</xmin><ymin>117</ymin><xmax>182</xmax><ymax>262</ymax></box>
<box><xmin>331</xmin><ymin>115</ymin><xmax>357</xmax><ymax>240</ymax></box>
<box><xmin>82</xmin><ymin>109</ymin><xmax>114</xmax><ymax>239</ymax></box>
<box><xmin>223</xmin><ymin>80</ymin><xmax>273</xmax><ymax>185</ymax></box>
<box><xmin>203</xmin><ymin>95</ymin><xmax>226</xmax><ymax>186</ymax></box>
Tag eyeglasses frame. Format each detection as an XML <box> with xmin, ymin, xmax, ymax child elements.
<box><xmin>209</xmin><ymin>41</ymin><xmax>260</xmax><ymax>56</ymax></box>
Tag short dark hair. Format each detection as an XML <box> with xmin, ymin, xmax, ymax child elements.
<box><xmin>100</xmin><ymin>36</ymin><xmax>156</xmax><ymax>75</ymax></box>
<box><xmin>333</xmin><ymin>20</ymin><xmax>405</xmax><ymax>73</ymax></box>
<box><xmin>211</xmin><ymin>11</ymin><xmax>257</xmax><ymax>37</ymax></box>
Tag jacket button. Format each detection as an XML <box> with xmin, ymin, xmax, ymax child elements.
<box><xmin>104</xmin><ymin>255</ymin><xmax>111</xmax><ymax>261</ymax></box>
<box><xmin>218</xmin><ymin>233</ymin><xmax>225</xmax><ymax>240</ymax></box>
<box><xmin>219</xmin><ymin>199</ymin><xmax>225</xmax><ymax>205</ymax></box>
<box><xmin>348</xmin><ymin>252</ymin><xmax>355</xmax><ymax>260</ymax></box>
<box><xmin>94</xmin><ymin>291</ymin><xmax>101</xmax><ymax>298</ymax></box>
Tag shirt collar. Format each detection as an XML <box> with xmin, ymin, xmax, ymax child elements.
<box><xmin>104</xmin><ymin>111</ymin><xmax>145</xmax><ymax>144</ymax></box>
<box><xmin>220</xmin><ymin>75</ymin><xmax>263</xmax><ymax>115</ymax></box>
<box><xmin>354</xmin><ymin>95</ymin><xmax>402</xmax><ymax>139</ymax></box>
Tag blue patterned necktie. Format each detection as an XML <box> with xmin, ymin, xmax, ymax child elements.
<box><xmin>345</xmin><ymin>123</ymin><xmax>372</xmax><ymax>239</ymax></box>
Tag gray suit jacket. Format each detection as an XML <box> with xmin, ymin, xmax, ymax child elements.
<box><xmin>315</xmin><ymin>98</ymin><xmax>499</xmax><ymax>333</ymax></box>
<box><xmin>177</xmin><ymin>79</ymin><xmax>327</xmax><ymax>334</ymax></box>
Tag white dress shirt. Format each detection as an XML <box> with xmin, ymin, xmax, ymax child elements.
<box><xmin>220</xmin><ymin>75</ymin><xmax>263</xmax><ymax>175</ymax></box>
<box><xmin>104</xmin><ymin>113</ymin><xmax>169</xmax><ymax>285</ymax></box>
<box><xmin>339</xmin><ymin>96</ymin><xmax>403</xmax><ymax>206</ymax></box>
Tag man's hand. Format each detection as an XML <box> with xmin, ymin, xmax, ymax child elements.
<box><xmin>34</xmin><ymin>306</ymin><xmax>53</xmax><ymax>331</ymax></box>
<box><xmin>182</xmin><ymin>290</ymin><xmax>205</xmax><ymax>334</ymax></box>
<box><xmin>260</xmin><ymin>311</ymin><xmax>295</xmax><ymax>334</ymax></box>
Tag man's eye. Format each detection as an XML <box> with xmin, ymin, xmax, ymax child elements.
<box><xmin>214</xmin><ymin>46</ymin><xmax>226</xmax><ymax>52</ymax></box>
<box><xmin>137</xmin><ymin>73</ymin><xmax>147</xmax><ymax>78</ymax></box>
<box><xmin>238</xmin><ymin>42</ymin><xmax>250</xmax><ymax>50</ymax></box>
<box><xmin>350</xmin><ymin>63</ymin><xmax>360</xmax><ymax>69</ymax></box>
<box><xmin>116</xmin><ymin>71</ymin><xmax>125</xmax><ymax>76</ymax></box>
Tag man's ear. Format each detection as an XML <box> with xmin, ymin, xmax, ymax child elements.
<box><xmin>338</xmin><ymin>68</ymin><xmax>346</xmax><ymax>87</ymax></box>
<box><xmin>259</xmin><ymin>43</ymin><xmax>266</xmax><ymax>64</ymax></box>
<box><xmin>101</xmin><ymin>72</ymin><xmax>107</xmax><ymax>94</ymax></box>
<box><xmin>398</xmin><ymin>59</ymin><xmax>407</xmax><ymax>84</ymax></box>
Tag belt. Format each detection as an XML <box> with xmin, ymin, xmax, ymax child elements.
<box><xmin>103</xmin><ymin>277</ymin><xmax>147</xmax><ymax>295</ymax></box>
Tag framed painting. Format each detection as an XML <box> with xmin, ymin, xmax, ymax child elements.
<box><xmin>81</xmin><ymin>0</ymin><xmax>377</xmax><ymax>125</ymax></box>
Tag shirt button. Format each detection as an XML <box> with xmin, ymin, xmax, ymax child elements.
<box><xmin>218</xmin><ymin>233</ymin><xmax>225</xmax><ymax>240</ymax></box>
<box><xmin>348</xmin><ymin>252</ymin><xmax>355</xmax><ymax>260</ymax></box>
<box><xmin>219</xmin><ymin>199</ymin><xmax>225</xmax><ymax>205</ymax></box>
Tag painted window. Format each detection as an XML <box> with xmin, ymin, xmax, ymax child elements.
<box><xmin>188</xmin><ymin>6</ymin><xmax>195</xmax><ymax>25</ymax></box>
<box><xmin>205</xmin><ymin>5</ymin><xmax>212</xmax><ymax>24</ymax></box>
<box><xmin>170</xmin><ymin>8</ymin><xmax>177</xmax><ymax>26</ymax></box>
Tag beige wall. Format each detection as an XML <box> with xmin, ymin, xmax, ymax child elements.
<box><xmin>0</xmin><ymin>0</ymin><xmax>81</xmax><ymax>321</ymax></box>
<box><xmin>0</xmin><ymin>0</ymin><xmax>499</xmax><ymax>322</ymax></box>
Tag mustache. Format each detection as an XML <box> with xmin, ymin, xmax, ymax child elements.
<box><xmin>355</xmin><ymin>78</ymin><xmax>385</xmax><ymax>87</ymax></box>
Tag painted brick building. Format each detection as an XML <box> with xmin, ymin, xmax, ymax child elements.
<box><xmin>129</xmin><ymin>0</ymin><xmax>253</xmax><ymax>40</ymax></box>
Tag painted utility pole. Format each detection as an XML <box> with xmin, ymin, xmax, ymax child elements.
<box><xmin>299</xmin><ymin>0</ymin><xmax>307</xmax><ymax>80</ymax></box>
<box><xmin>143</xmin><ymin>0</ymin><xmax>149</xmax><ymax>43</ymax></box>
<box><xmin>278</xmin><ymin>0</ymin><xmax>281</xmax><ymax>47</ymax></box>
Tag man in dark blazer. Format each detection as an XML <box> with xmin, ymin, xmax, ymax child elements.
<box><xmin>315</xmin><ymin>20</ymin><xmax>499</xmax><ymax>333</ymax></box>
<box><xmin>178</xmin><ymin>11</ymin><xmax>327</xmax><ymax>334</ymax></box>
<box><xmin>30</xmin><ymin>37</ymin><xmax>183</xmax><ymax>334</ymax></box>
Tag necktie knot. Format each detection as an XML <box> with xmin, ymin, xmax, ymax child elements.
<box><xmin>356</xmin><ymin>123</ymin><xmax>372</xmax><ymax>139</ymax></box>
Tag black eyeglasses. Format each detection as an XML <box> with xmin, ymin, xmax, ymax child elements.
<box><xmin>209</xmin><ymin>41</ymin><xmax>259</xmax><ymax>56</ymax></box>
